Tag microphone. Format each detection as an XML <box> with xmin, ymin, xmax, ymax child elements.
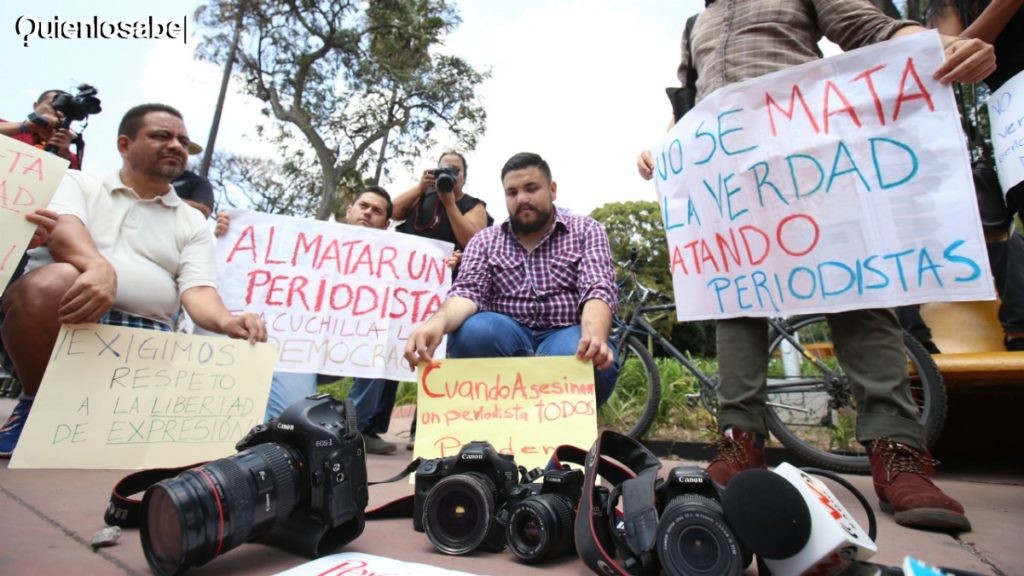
<box><xmin>721</xmin><ymin>464</ymin><xmax>989</xmax><ymax>576</ymax></box>
<box><xmin>721</xmin><ymin>462</ymin><xmax>877</xmax><ymax>575</ymax></box>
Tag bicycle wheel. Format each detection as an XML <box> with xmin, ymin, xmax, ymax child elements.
<box><xmin>765</xmin><ymin>315</ymin><xmax>946</xmax><ymax>474</ymax></box>
<box><xmin>599</xmin><ymin>335</ymin><xmax>660</xmax><ymax>439</ymax></box>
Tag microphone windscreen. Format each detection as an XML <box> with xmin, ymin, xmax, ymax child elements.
<box><xmin>722</xmin><ymin>468</ymin><xmax>812</xmax><ymax>559</ymax></box>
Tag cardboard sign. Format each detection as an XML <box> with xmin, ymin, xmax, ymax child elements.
<box><xmin>10</xmin><ymin>324</ymin><xmax>276</xmax><ymax>469</ymax></box>
<box><xmin>652</xmin><ymin>32</ymin><xmax>994</xmax><ymax>320</ymax></box>
<box><xmin>216</xmin><ymin>209</ymin><xmax>452</xmax><ymax>380</ymax></box>
<box><xmin>412</xmin><ymin>356</ymin><xmax>598</xmax><ymax>472</ymax></box>
<box><xmin>989</xmin><ymin>69</ymin><xmax>1024</xmax><ymax>193</ymax></box>
<box><xmin>0</xmin><ymin>134</ymin><xmax>69</xmax><ymax>294</ymax></box>
<box><xmin>274</xmin><ymin>552</ymin><xmax>487</xmax><ymax>576</ymax></box>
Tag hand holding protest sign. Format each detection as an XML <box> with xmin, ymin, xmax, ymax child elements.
<box><xmin>652</xmin><ymin>32</ymin><xmax>994</xmax><ymax>320</ymax></box>
<box><xmin>0</xmin><ymin>134</ymin><xmax>69</xmax><ymax>295</ymax></box>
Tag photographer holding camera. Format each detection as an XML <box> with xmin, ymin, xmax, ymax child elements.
<box><xmin>1</xmin><ymin>89</ymin><xmax>82</xmax><ymax>169</ymax></box>
<box><xmin>393</xmin><ymin>151</ymin><xmax>493</xmax><ymax>268</ymax></box>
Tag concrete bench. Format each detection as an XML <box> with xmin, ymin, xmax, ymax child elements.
<box><xmin>920</xmin><ymin>300</ymin><xmax>1024</xmax><ymax>387</ymax></box>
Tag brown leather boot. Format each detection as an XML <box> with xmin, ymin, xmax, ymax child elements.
<box><xmin>869</xmin><ymin>439</ymin><xmax>971</xmax><ymax>532</ymax></box>
<box><xmin>706</xmin><ymin>428</ymin><xmax>766</xmax><ymax>487</ymax></box>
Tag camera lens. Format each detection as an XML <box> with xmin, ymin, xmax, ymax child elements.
<box><xmin>140</xmin><ymin>443</ymin><xmax>302</xmax><ymax>576</ymax></box>
<box><xmin>656</xmin><ymin>494</ymin><xmax>743</xmax><ymax>576</ymax></box>
<box><xmin>422</xmin><ymin>472</ymin><xmax>503</xmax><ymax>555</ymax></box>
<box><xmin>506</xmin><ymin>493</ymin><xmax>576</xmax><ymax>562</ymax></box>
<box><xmin>435</xmin><ymin>171</ymin><xmax>456</xmax><ymax>193</ymax></box>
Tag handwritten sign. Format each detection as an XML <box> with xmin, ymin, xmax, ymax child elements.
<box><xmin>413</xmin><ymin>356</ymin><xmax>597</xmax><ymax>472</ymax></box>
<box><xmin>0</xmin><ymin>134</ymin><xmax>69</xmax><ymax>294</ymax></box>
<box><xmin>273</xmin><ymin>552</ymin><xmax>487</xmax><ymax>576</ymax></box>
<box><xmin>9</xmin><ymin>324</ymin><xmax>276</xmax><ymax>469</ymax></box>
<box><xmin>652</xmin><ymin>32</ymin><xmax>994</xmax><ymax>320</ymax></box>
<box><xmin>216</xmin><ymin>210</ymin><xmax>452</xmax><ymax>380</ymax></box>
<box><xmin>989</xmin><ymin>70</ymin><xmax>1024</xmax><ymax>193</ymax></box>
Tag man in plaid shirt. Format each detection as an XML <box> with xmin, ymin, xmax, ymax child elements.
<box><xmin>404</xmin><ymin>152</ymin><xmax>620</xmax><ymax>405</ymax></box>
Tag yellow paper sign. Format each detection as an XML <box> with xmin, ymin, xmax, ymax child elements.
<box><xmin>412</xmin><ymin>356</ymin><xmax>598</xmax><ymax>471</ymax></box>
<box><xmin>10</xmin><ymin>324</ymin><xmax>277</xmax><ymax>469</ymax></box>
<box><xmin>0</xmin><ymin>134</ymin><xmax>69</xmax><ymax>295</ymax></box>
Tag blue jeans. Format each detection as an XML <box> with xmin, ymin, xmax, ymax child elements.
<box><xmin>265</xmin><ymin>371</ymin><xmax>317</xmax><ymax>421</ymax></box>
<box><xmin>349</xmin><ymin>378</ymin><xmax>398</xmax><ymax>433</ymax></box>
<box><xmin>447</xmin><ymin>312</ymin><xmax>618</xmax><ymax>406</ymax></box>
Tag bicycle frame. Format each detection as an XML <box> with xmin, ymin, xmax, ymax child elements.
<box><xmin>612</xmin><ymin>275</ymin><xmax>845</xmax><ymax>408</ymax></box>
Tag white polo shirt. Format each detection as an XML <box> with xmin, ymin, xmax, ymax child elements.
<box><xmin>28</xmin><ymin>171</ymin><xmax>217</xmax><ymax>326</ymax></box>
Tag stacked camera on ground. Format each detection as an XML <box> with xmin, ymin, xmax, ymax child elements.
<box><xmin>413</xmin><ymin>440</ymin><xmax>749</xmax><ymax>575</ymax></box>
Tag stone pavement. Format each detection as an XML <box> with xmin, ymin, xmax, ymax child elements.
<box><xmin>0</xmin><ymin>399</ymin><xmax>1021</xmax><ymax>576</ymax></box>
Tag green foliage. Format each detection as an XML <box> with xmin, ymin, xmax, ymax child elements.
<box><xmin>195</xmin><ymin>0</ymin><xmax>489</xmax><ymax>219</ymax></box>
<box><xmin>590</xmin><ymin>200</ymin><xmax>717</xmax><ymax>358</ymax></box>
<box><xmin>317</xmin><ymin>377</ymin><xmax>417</xmax><ymax>405</ymax></box>
<box><xmin>590</xmin><ymin>200</ymin><xmax>670</xmax><ymax>294</ymax></box>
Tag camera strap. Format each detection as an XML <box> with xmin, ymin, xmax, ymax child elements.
<box><xmin>104</xmin><ymin>463</ymin><xmax>205</xmax><ymax>528</ymax></box>
<box><xmin>572</xmin><ymin>430</ymin><xmax>662</xmax><ymax>576</ymax></box>
<box><xmin>362</xmin><ymin>458</ymin><xmax>425</xmax><ymax>519</ymax></box>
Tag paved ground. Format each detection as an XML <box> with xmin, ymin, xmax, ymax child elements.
<box><xmin>0</xmin><ymin>398</ymin><xmax>1021</xmax><ymax>576</ymax></box>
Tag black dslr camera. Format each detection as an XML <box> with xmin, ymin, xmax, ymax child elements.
<box><xmin>505</xmin><ymin>467</ymin><xmax>584</xmax><ymax>563</ymax></box>
<box><xmin>51</xmin><ymin>84</ymin><xmax>102</xmax><ymax>124</ymax></box>
<box><xmin>431</xmin><ymin>166</ymin><xmax>458</xmax><ymax>193</ymax></box>
<box><xmin>655</xmin><ymin>466</ymin><xmax>747</xmax><ymax>576</ymax></box>
<box><xmin>414</xmin><ymin>440</ymin><xmax>520</xmax><ymax>555</ymax></box>
<box><xmin>139</xmin><ymin>394</ymin><xmax>368</xmax><ymax>576</ymax></box>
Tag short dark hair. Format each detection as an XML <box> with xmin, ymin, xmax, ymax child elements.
<box><xmin>501</xmin><ymin>152</ymin><xmax>551</xmax><ymax>182</ymax></box>
<box><xmin>438</xmin><ymin>150</ymin><xmax>468</xmax><ymax>179</ymax></box>
<box><xmin>358</xmin><ymin>185</ymin><xmax>393</xmax><ymax>220</ymax></box>
<box><xmin>118</xmin><ymin>103</ymin><xmax>185</xmax><ymax>139</ymax></box>
<box><xmin>36</xmin><ymin>90</ymin><xmax>68</xmax><ymax>105</ymax></box>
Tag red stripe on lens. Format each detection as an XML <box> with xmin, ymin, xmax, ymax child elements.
<box><xmin>195</xmin><ymin>468</ymin><xmax>225</xmax><ymax>558</ymax></box>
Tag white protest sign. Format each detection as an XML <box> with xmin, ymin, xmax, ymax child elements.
<box><xmin>0</xmin><ymin>134</ymin><xmax>68</xmax><ymax>295</ymax></box>
<box><xmin>216</xmin><ymin>209</ymin><xmax>452</xmax><ymax>380</ymax></box>
<box><xmin>10</xmin><ymin>324</ymin><xmax>276</xmax><ymax>469</ymax></box>
<box><xmin>652</xmin><ymin>31</ymin><xmax>994</xmax><ymax>320</ymax></box>
<box><xmin>273</xmin><ymin>552</ymin><xmax>488</xmax><ymax>576</ymax></box>
<box><xmin>989</xmin><ymin>69</ymin><xmax>1024</xmax><ymax>193</ymax></box>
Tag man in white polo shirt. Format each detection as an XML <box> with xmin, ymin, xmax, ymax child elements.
<box><xmin>0</xmin><ymin>103</ymin><xmax>266</xmax><ymax>458</ymax></box>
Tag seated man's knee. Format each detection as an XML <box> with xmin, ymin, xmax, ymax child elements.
<box><xmin>3</xmin><ymin>263</ymin><xmax>78</xmax><ymax>315</ymax></box>
<box><xmin>448</xmin><ymin>312</ymin><xmax>530</xmax><ymax>358</ymax></box>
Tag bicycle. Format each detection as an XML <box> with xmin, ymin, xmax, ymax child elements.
<box><xmin>600</xmin><ymin>254</ymin><xmax>946</xmax><ymax>474</ymax></box>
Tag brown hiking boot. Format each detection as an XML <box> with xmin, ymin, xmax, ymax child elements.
<box><xmin>869</xmin><ymin>439</ymin><xmax>971</xmax><ymax>532</ymax></box>
<box><xmin>706</xmin><ymin>428</ymin><xmax>766</xmax><ymax>486</ymax></box>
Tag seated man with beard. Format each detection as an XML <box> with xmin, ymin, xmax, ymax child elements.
<box><xmin>404</xmin><ymin>152</ymin><xmax>620</xmax><ymax>406</ymax></box>
<box><xmin>0</xmin><ymin>103</ymin><xmax>266</xmax><ymax>458</ymax></box>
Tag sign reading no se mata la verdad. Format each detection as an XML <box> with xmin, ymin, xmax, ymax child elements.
<box><xmin>412</xmin><ymin>356</ymin><xmax>598</xmax><ymax>473</ymax></box>
<box><xmin>653</xmin><ymin>31</ymin><xmax>994</xmax><ymax>321</ymax></box>
<box><xmin>10</xmin><ymin>324</ymin><xmax>277</xmax><ymax>470</ymax></box>
<box><xmin>0</xmin><ymin>134</ymin><xmax>68</xmax><ymax>295</ymax></box>
<box><xmin>215</xmin><ymin>209</ymin><xmax>453</xmax><ymax>381</ymax></box>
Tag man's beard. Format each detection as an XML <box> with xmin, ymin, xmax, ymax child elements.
<box><xmin>153</xmin><ymin>162</ymin><xmax>185</xmax><ymax>180</ymax></box>
<box><xmin>130</xmin><ymin>154</ymin><xmax>185</xmax><ymax>180</ymax></box>
<box><xmin>510</xmin><ymin>204</ymin><xmax>554</xmax><ymax>234</ymax></box>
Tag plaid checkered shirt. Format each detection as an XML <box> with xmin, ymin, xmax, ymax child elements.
<box><xmin>449</xmin><ymin>210</ymin><xmax>618</xmax><ymax>329</ymax></box>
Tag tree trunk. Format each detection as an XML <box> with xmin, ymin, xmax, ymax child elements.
<box><xmin>200</xmin><ymin>9</ymin><xmax>244</xmax><ymax>178</ymax></box>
